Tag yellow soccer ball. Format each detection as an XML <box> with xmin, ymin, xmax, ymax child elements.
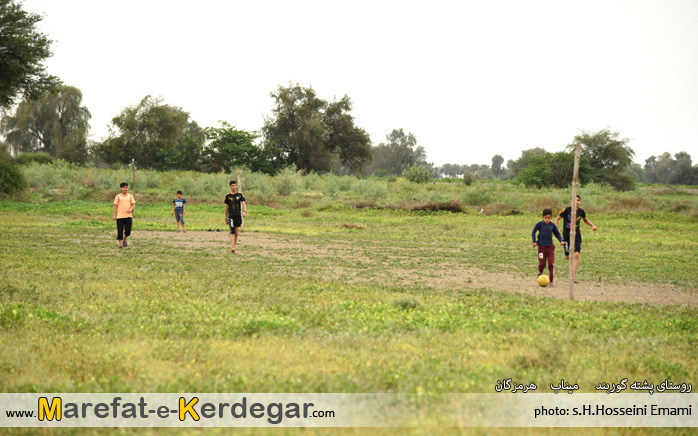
<box><xmin>537</xmin><ymin>275</ymin><xmax>550</xmax><ymax>287</ymax></box>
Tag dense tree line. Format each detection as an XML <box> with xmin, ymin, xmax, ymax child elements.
<box><xmin>366</xmin><ymin>129</ymin><xmax>429</xmax><ymax>176</ymax></box>
<box><xmin>644</xmin><ymin>152</ymin><xmax>698</xmax><ymax>185</ymax></box>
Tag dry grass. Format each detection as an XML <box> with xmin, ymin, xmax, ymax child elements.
<box><xmin>341</xmin><ymin>223</ymin><xmax>365</xmax><ymax>230</ymax></box>
<box><xmin>602</xmin><ymin>196</ymin><xmax>655</xmax><ymax>212</ymax></box>
<box><xmin>293</xmin><ymin>200</ymin><xmax>312</xmax><ymax>209</ymax></box>
<box><xmin>526</xmin><ymin>194</ymin><xmax>561</xmax><ymax>213</ymax></box>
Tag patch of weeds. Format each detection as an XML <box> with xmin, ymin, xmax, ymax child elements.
<box><xmin>0</xmin><ymin>304</ymin><xmax>27</xmax><ymax>329</ymax></box>
<box><xmin>392</xmin><ymin>298</ymin><xmax>422</xmax><ymax>311</ymax></box>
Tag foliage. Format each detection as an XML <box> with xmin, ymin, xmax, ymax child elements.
<box><xmin>201</xmin><ymin>122</ymin><xmax>280</xmax><ymax>174</ymax></box>
<box><xmin>463</xmin><ymin>188</ymin><xmax>494</xmax><ymax>206</ymax></box>
<box><xmin>0</xmin><ymin>159</ymin><xmax>27</xmax><ymax>197</ymax></box>
<box><xmin>0</xmin><ymin>0</ymin><xmax>60</xmax><ymax>108</ymax></box>
<box><xmin>507</xmin><ymin>147</ymin><xmax>547</xmax><ymax>176</ymax></box>
<box><xmin>0</xmin><ymin>85</ymin><xmax>90</xmax><ymax>163</ymax></box>
<box><xmin>516</xmin><ymin>151</ymin><xmax>598</xmax><ymax>188</ymax></box>
<box><xmin>96</xmin><ymin>96</ymin><xmax>201</xmax><ymax>169</ymax></box>
<box><xmin>491</xmin><ymin>154</ymin><xmax>504</xmax><ymax>176</ymax></box>
<box><xmin>603</xmin><ymin>173</ymin><xmax>637</xmax><ymax>192</ymax></box>
<box><xmin>401</xmin><ymin>164</ymin><xmax>432</xmax><ymax>184</ymax></box>
<box><xmin>262</xmin><ymin>84</ymin><xmax>372</xmax><ymax>174</ymax></box>
<box><xmin>367</xmin><ymin>129</ymin><xmax>428</xmax><ymax>176</ymax></box>
<box><xmin>439</xmin><ymin>163</ymin><xmax>464</xmax><ymax>178</ymax></box>
<box><xmin>571</xmin><ymin>129</ymin><xmax>634</xmax><ymax>173</ymax></box>
<box><xmin>274</xmin><ymin>166</ymin><xmax>301</xmax><ymax>196</ymax></box>
<box><xmin>645</xmin><ymin>152</ymin><xmax>698</xmax><ymax>185</ymax></box>
<box><xmin>570</xmin><ymin>129</ymin><xmax>635</xmax><ymax>190</ymax></box>
<box><xmin>14</xmin><ymin>151</ymin><xmax>54</xmax><ymax>165</ymax></box>
<box><xmin>153</xmin><ymin>133</ymin><xmax>205</xmax><ymax>172</ymax></box>
<box><xmin>624</xmin><ymin>162</ymin><xmax>646</xmax><ymax>183</ymax></box>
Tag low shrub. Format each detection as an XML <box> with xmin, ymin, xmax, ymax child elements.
<box><xmin>0</xmin><ymin>160</ymin><xmax>27</xmax><ymax>197</ymax></box>
<box><xmin>402</xmin><ymin>164</ymin><xmax>431</xmax><ymax>184</ymax></box>
<box><xmin>15</xmin><ymin>152</ymin><xmax>54</xmax><ymax>165</ymax></box>
<box><xmin>463</xmin><ymin>188</ymin><xmax>494</xmax><ymax>206</ymax></box>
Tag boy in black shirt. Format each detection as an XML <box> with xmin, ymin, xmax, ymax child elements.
<box><xmin>224</xmin><ymin>180</ymin><xmax>247</xmax><ymax>253</ymax></box>
<box><xmin>555</xmin><ymin>195</ymin><xmax>597</xmax><ymax>282</ymax></box>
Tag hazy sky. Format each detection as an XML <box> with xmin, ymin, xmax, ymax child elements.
<box><xmin>20</xmin><ymin>0</ymin><xmax>698</xmax><ymax>166</ymax></box>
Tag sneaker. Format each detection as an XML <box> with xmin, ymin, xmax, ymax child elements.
<box><xmin>123</xmin><ymin>240</ymin><xmax>128</xmax><ymax>247</ymax></box>
<box><xmin>537</xmin><ymin>273</ymin><xmax>542</xmax><ymax>277</ymax></box>
<box><xmin>549</xmin><ymin>282</ymin><xmax>555</xmax><ymax>287</ymax></box>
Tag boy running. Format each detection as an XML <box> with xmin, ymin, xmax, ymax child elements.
<box><xmin>171</xmin><ymin>190</ymin><xmax>186</xmax><ymax>233</ymax></box>
<box><xmin>555</xmin><ymin>195</ymin><xmax>598</xmax><ymax>282</ymax></box>
<box><xmin>223</xmin><ymin>180</ymin><xmax>247</xmax><ymax>253</ymax></box>
<box><xmin>113</xmin><ymin>182</ymin><xmax>135</xmax><ymax>248</ymax></box>
<box><xmin>532</xmin><ymin>208</ymin><xmax>566</xmax><ymax>287</ymax></box>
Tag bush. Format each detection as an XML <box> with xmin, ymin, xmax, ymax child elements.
<box><xmin>14</xmin><ymin>152</ymin><xmax>54</xmax><ymax>165</ymax></box>
<box><xmin>402</xmin><ymin>164</ymin><xmax>431</xmax><ymax>184</ymax></box>
<box><xmin>144</xmin><ymin>173</ymin><xmax>162</xmax><ymax>189</ymax></box>
<box><xmin>463</xmin><ymin>188</ymin><xmax>494</xmax><ymax>206</ymax></box>
<box><xmin>324</xmin><ymin>175</ymin><xmax>339</xmax><ymax>197</ymax></box>
<box><xmin>351</xmin><ymin>179</ymin><xmax>388</xmax><ymax>198</ymax></box>
<box><xmin>604</xmin><ymin>173</ymin><xmax>637</xmax><ymax>192</ymax></box>
<box><xmin>302</xmin><ymin>172</ymin><xmax>322</xmax><ymax>191</ymax></box>
<box><xmin>275</xmin><ymin>167</ymin><xmax>301</xmax><ymax>196</ymax></box>
<box><xmin>462</xmin><ymin>173</ymin><xmax>476</xmax><ymax>186</ymax></box>
<box><xmin>0</xmin><ymin>160</ymin><xmax>28</xmax><ymax>197</ymax></box>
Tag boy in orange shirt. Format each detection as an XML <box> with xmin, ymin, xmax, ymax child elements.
<box><xmin>113</xmin><ymin>182</ymin><xmax>136</xmax><ymax>248</ymax></box>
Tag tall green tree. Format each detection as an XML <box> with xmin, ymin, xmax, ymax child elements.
<box><xmin>367</xmin><ymin>129</ymin><xmax>427</xmax><ymax>176</ymax></box>
<box><xmin>153</xmin><ymin>120</ymin><xmax>205</xmax><ymax>171</ymax></box>
<box><xmin>507</xmin><ymin>147</ymin><xmax>547</xmax><ymax>176</ymax></box>
<box><xmin>0</xmin><ymin>0</ymin><xmax>59</xmax><ymax>108</ymax></box>
<box><xmin>569</xmin><ymin>129</ymin><xmax>635</xmax><ymax>190</ymax></box>
<box><xmin>644</xmin><ymin>155</ymin><xmax>658</xmax><ymax>183</ymax></box>
<box><xmin>669</xmin><ymin>152</ymin><xmax>694</xmax><ymax>185</ymax></box>
<box><xmin>491</xmin><ymin>154</ymin><xmax>504</xmax><ymax>176</ymax></box>
<box><xmin>624</xmin><ymin>162</ymin><xmax>646</xmax><ymax>184</ymax></box>
<box><xmin>262</xmin><ymin>84</ymin><xmax>372</xmax><ymax>174</ymax></box>
<box><xmin>201</xmin><ymin>122</ymin><xmax>281</xmax><ymax>174</ymax></box>
<box><xmin>645</xmin><ymin>151</ymin><xmax>698</xmax><ymax>185</ymax></box>
<box><xmin>97</xmin><ymin>96</ymin><xmax>199</xmax><ymax>168</ymax></box>
<box><xmin>0</xmin><ymin>85</ymin><xmax>91</xmax><ymax>163</ymax></box>
<box><xmin>517</xmin><ymin>151</ymin><xmax>598</xmax><ymax>189</ymax></box>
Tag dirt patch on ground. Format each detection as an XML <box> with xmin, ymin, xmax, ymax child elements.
<box><xmin>136</xmin><ymin>231</ymin><xmax>697</xmax><ymax>307</ymax></box>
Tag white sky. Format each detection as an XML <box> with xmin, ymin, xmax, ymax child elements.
<box><xmin>21</xmin><ymin>0</ymin><xmax>698</xmax><ymax>166</ymax></box>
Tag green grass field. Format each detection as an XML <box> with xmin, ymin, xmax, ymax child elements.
<box><xmin>1</xmin><ymin>166</ymin><xmax>698</xmax><ymax>434</ymax></box>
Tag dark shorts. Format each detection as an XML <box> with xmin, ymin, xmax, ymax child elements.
<box><xmin>116</xmin><ymin>218</ymin><xmax>132</xmax><ymax>240</ymax></box>
<box><xmin>229</xmin><ymin>215</ymin><xmax>242</xmax><ymax>234</ymax></box>
<box><xmin>175</xmin><ymin>211</ymin><xmax>184</xmax><ymax>224</ymax></box>
<box><xmin>563</xmin><ymin>233</ymin><xmax>582</xmax><ymax>254</ymax></box>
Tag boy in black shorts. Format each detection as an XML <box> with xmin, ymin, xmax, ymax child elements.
<box><xmin>555</xmin><ymin>195</ymin><xmax>597</xmax><ymax>282</ymax></box>
<box><xmin>224</xmin><ymin>180</ymin><xmax>247</xmax><ymax>253</ymax></box>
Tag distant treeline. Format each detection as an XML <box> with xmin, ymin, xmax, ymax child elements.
<box><xmin>2</xmin><ymin>85</ymin><xmax>696</xmax><ymax>191</ymax></box>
